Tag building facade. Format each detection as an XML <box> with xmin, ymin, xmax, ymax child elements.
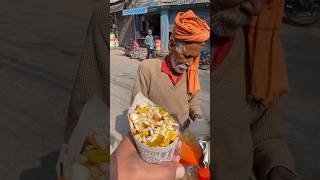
<box><xmin>113</xmin><ymin>0</ymin><xmax>210</xmax><ymax>53</ymax></box>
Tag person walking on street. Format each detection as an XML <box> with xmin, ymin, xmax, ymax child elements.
<box><xmin>145</xmin><ymin>29</ymin><xmax>155</xmax><ymax>59</ymax></box>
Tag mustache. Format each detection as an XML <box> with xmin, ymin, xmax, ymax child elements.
<box><xmin>173</xmin><ymin>63</ymin><xmax>189</xmax><ymax>73</ymax></box>
<box><xmin>212</xmin><ymin>9</ymin><xmax>251</xmax><ymax>37</ymax></box>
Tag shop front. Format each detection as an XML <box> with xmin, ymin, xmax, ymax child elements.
<box><xmin>134</xmin><ymin>12</ymin><xmax>161</xmax><ymax>48</ymax></box>
<box><xmin>160</xmin><ymin>3</ymin><xmax>211</xmax><ymax>54</ymax></box>
<box><xmin>120</xmin><ymin>0</ymin><xmax>210</xmax><ymax>54</ymax></box>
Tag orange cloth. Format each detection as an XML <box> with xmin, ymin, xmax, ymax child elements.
<box><xmin>248</xmin><ymin>0</ymin><xmax>288</xmax><ymax>106</ymax></box>
<box><xmin>172</xmin><ymin>10</ymin><xmax>210</xmax><ymax>95</ymax></box>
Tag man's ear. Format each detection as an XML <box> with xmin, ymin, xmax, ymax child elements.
<box><xmin>169</xmin><ymin>38</ymin><xmax>175</xmax><ymax>51</ymax></box>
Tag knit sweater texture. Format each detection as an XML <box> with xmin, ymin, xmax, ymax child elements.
<box><xmin>64</xmin><ymin>1</ymin><xmax>108</xmax><ymax>142</ymax></box>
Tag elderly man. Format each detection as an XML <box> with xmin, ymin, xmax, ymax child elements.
<box><xmin>131</xmin><ymin>10</ymin><xmax>210</xmax><ymax>128</ymax></box>
<box><xmin>211</xmin><ymin>0</ymin><xmax>297</xmax><ymax>180</ymax></box>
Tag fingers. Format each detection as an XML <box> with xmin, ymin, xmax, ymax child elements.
<box><xmin>173</xmin><ymin>141</ymin><xmax>182</xmax><ymax>163</ymax></box>
<box><xmin>155</xmin><ymin>161</ymin><xmax>185</xmax><ymax>180</ymax></box>
<box><xmin>176</xmin><ymin>140</ymin><xmax>182</xmax><ymax>155</ymax></box>
<box><xmin>116</xmin><ymin>135</ymin><xmax>137</xmax><ymax>155</ymax></box>
<box><xmin>134</xmin><ymin>161</ymin><xmax>185</xmax><ymax>180</ymax></box>
<box><xmin>172</xmin><ymin>155</ymin><xmax>181</xmax><ymax>163</ymax></box>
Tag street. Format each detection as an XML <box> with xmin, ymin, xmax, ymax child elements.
<box><xmin>110</xmin><ymin>50</ymin><xmax>210</xmax><ymax>153</ymax></box>
<box><xmin>0</xmin><ymin>0</ymin><xmax>319</xmax><ymax>178</ymax></box>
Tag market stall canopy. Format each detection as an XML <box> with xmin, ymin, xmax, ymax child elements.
<box><xmin>160</xmin><ymin>0</ymin><xmax>209</xmax><ymax>6</ymax></box>
<box><xmin>111</xmin><ymin>1</ymin><xmax>125</xmax><ymax>13</ymax></box>
<box><xmin>134</xmin><ymin>0</ymin><xmax>160</xmax><ymax>8</ymax></box>
<box><xmin>110</xmin><ymin>0</ymin><xmax>122</xmax><ymax>3</ymax></box>
<box><xmin>122</xmin><ymin>6</ymin><xmax>148</xmax><ymax>16</ymax></box>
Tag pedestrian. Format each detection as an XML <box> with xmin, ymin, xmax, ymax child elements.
<box><xmin>144</xmin><ymin>29</ymin><xmax>155</xmax><ymax>59</ymax></box>
<box><xmin>110</xmin><ymin>134</ymin><xmax>185</xmax><ymax>180</ymax></box>
<box><xmin>131</xmin><ymin>10</ymin><xmax>210</xmax><ymax>128</ymax></box>
<box><xmin>211</xmin><ymin>0</ymin><xmax>297</xmax><ymax>179</ymax></box>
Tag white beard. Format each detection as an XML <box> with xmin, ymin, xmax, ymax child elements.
<box><xmin>170</xmin><ymin>55</ymin><xmax>188</xmax><ymax>74</ymax></box>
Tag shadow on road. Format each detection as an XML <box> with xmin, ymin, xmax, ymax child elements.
<box><xmin>115</xmin><ymin>110</ymin><xmax>130</xmax><ymax>138</ymax></box>
<box><xmin>20</xmin><ymin>151</ymin><xmax>59</xmax><ymax>180</ymax></box>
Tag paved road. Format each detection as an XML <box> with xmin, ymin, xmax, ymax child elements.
<box><xmin>110</xmin><ymin>50</ymin><xmax>210</xmax><ymax>153</ymax></box>
<box><xmin>0</xmin><ymin>0</ymin><xmax>95</xmax><ymax>179</ymax></box>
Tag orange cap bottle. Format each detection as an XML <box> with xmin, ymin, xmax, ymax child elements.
<box><xmin>197</xmin><ymin>167</ymin><xmax>210</xmax><ymax>180</ymax></box>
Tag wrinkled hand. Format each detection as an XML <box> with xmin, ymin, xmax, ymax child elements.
<box><xmin>192</xmin><ymin>114</ymin><xmax>203</xmax><ymax>121</ymax></box>
<box><xmin>268</xmin><ymin>166</ymin><xmax>297</xmax><ymax>180</ymax></box>
<box><xmin>111</xmin><ymin>135</ymin><xmax>185</xmax><ymax>180</ymax></box>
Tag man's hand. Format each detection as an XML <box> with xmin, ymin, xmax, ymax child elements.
<box><xmin>111</xmin><ymin>135</ymin><xmax>185</xmax><ymax>180</ymax></box>
<box><xmin>192</xmin><ymin>114</ymin><xmax>202</xmax><ymax>121</ymax></box>
<box><xmin>268</xmin><ymin>166</ymin><xmax>297</xmax><ymax>180</ymax></box>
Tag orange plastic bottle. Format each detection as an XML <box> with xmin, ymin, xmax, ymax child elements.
<box><xmin>197</xmin><ymin>167</ymin><xmax>210</xmax><ymax>180</ymax></box>
<box><xmin>180</xmin><ymin>140</ymin><xmax>203</xmax><ymax>166</ymax></box>
<box><xmin>180</xmin><ymin>140</ymin><xmax>203</xmax><ymax>179</ymax></box>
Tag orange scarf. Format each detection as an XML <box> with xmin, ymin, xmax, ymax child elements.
<box><xmin>172</xmin><ymin>10</ymin><xmax>210</xmax><ymax>95</ymax></box>
<box><xmin>248</xmin><ymin>0</ymin><xmax>288</xmax><ymax>106</ymax></box>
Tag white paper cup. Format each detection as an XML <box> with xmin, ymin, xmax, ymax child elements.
<box><xmin>134</xmin><ymin>136</ymin><xmax>179</xmax><ymax>163</ymax></box>
<box><xmin>128</xmin><ymin>92</ymin><xmax>181</xmax><ymax>163</ymax></box>
<box><xmin>128</xmin><ymin>115</ymin><xmax>180</xmax><ymax>163</ymax></box>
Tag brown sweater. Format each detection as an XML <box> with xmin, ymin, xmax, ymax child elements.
<box><xmin>211</xmin><ymin>28</ymin><xmax>295</xmax><ymax>180</ymax></box>
<box><xmin>131</xmin><ymin>59</ymin><xmax>202</xmax><ymax>126</ymax></box>
<box><xmin>64</xmin><ymin>1</ymin><xmax>108</xmax><ymax>142</ymax></box>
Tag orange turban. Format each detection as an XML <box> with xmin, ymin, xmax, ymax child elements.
<box><xmin>172</xmin><ymin>10</ymin><xmax>210</xmax><ymax>95</ymax></box>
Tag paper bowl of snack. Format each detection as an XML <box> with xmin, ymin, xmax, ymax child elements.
<box><xmin>128</xmin><ymin>92</ymin><xmax>180</xmax><ymax>163</ymax></box>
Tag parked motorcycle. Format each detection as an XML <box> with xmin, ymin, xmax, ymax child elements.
<box><xmin>124</xmin><ymin>39</ymin><xmax>140</xmax><ymax>59</ymax></box>
<box><xmin>284</xmin><ymin>0</ymin><xmax>320</xmax><ymax>26</ymax></box>
<box><xmin>199</xmin><ymin>49</ymin><xmax>210</xmax><ymax>70</ymax></box>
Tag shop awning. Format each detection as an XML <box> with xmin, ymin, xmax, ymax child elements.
<box><xmin>111</xmin><ymin>2</ymin><xmax>125</xmax><ymax>13</ymax></box>
<box><xmin>160</xmin><ymin>0</ymin><xmax>209</xmax><ymax>6</ymax></box>
<box><xmin>122</xmin><ymin>6</ymin><xmax>148</xmax><ymax>16</ymax></box>
<box><xmin>134</xmin><ymin>0</ymin><xmax>160</xmax><ymax>8</ymax></box>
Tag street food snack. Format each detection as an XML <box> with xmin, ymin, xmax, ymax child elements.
<box><xmin>129</xmin><ymin>102</ymin><xmax>179</xmax><ymax>148</ymax></box>
<box><xmin>128</xmin><ymin>92</ymin><xmax>180</xmax><ymax>163</ymax></box>
<box><xmin>70</xmin><ymin>132</ymin><xmax>108</xmax><ymax>180</ymax></box>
